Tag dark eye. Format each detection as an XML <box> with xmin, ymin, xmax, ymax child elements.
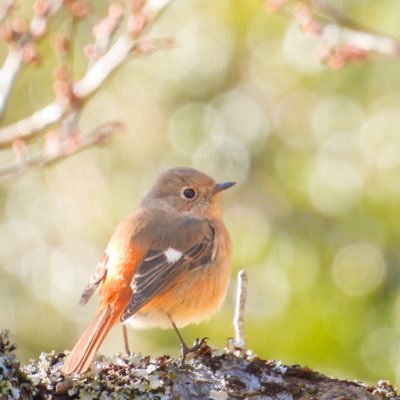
<box><xmin>182</xmin><ymin>187</ymin><xmax>196</xmax><ymax>200</ymax></box>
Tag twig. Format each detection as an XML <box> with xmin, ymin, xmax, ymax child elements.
<box><xmin>0</xmin><ymin>0</ymin><xmax>174</xmax><ymax>180</ymax></box>
<box><xmin>0</xmin><ymin>0</ymin><xmax>63</xmax><ymax>120</ymax></box>
<box><xmin>73</xmin><ymin>0</ymin><xmax>173</xmax><ymax>98</ymax></box>
<box><xmin>268</xmin><ymin>0</ymin><xmax>400</xmax><ymax>68</ymax></box>
<box><xmin>310</xmin><ymin>0</ymin><xmax>366</xmax><ymax>32</ymax></box>
<box><xmin>0</xmin><ymin>0</ymin><xmax>14</xmax><ymax>23</ymax></box>
<box><xmin>0</xmin><ymin>121</ymin><xmax>125</xmax><ymax>180</ymax></box>
<box><xmin>0</xmin><ymin>46</ymin><xmax>22</xmax><ymax>118</ymax></box>
<box><xmin>315</xmin><ymin>19</ymin><xmax>400</xmax><ymax>57</ymax></box>
<box><xmin>0</xmin><ymin>100</ymin><xmax>65</xmax><ymax>147</ymax></box>
<box><xmin>233</xmin><ymin>269</ymin><xmax>248</xmax><ymax>349</ymax></box>
<box><xmin>88</xmin><ymin>4</ymin><xmax>124</xmax><ymax>68</ymax></box>
<box><xmin>74</xmin><ymin>33</ymin><xmax>139</xmax><ymax>98</ymax></box>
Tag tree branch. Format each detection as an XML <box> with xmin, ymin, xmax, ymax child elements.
<box><xmin>0</xmin><ymin>0</ymin><xmax>14</xmax><ymax>23</ymax></box>
<box><xmin>0</xmin><ymin>121</ymin><xmax>125</xmax><ymax>180</ymax></box>
<box><xmin>0</xmin><ymin>0</ymin><xmax>63</xmax><ymax>120</ymax></box>
<box><xmin>0</xmin><ymin>46</ymin><xmax>22</xmax><ymax>117</ymax></box>
<box><xmin>0</xmin><ymin>330</ymin><xmax>398</xmax><ymax>399</ymax></box>
<box><xmin>266</xmin><ymin>0</ymin><xmax>400</xmax><ymax>68</ymax></box>
<box><xmin>0</xmin><ymin>0</ymin><xmax>174</xmax><ymax>178</ymax></box>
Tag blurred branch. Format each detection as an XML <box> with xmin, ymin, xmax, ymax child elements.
<box><xmin>266</xmin><ymin>0</ymin><xmax>400</xmax><ymax>69</ymax></box>
<box><xmin>0</xmin><ymin>47</ymin><xmax>22</xmax><ymax>116</ymax></box>
<box><xmin>0</xmin><ymin>0</ymin><xmax>174</xmax><ymax>179</ymax></box>
<box><xmin>0</xmin><ymin>121</ymin><xmax>125</xmax><ymax>180</ymax></box>
<box><xmin>0</xmin><ymin>34</ymin><xmax>172</xmax><ymax>147</ymax></box>
<box><xmin>74</xmin><ymin>34</ymin><xmax>164</xmax><ymax>99</ymax></box>
<box><xmin>0</xmin><ymin>0</ymin><xmax>14</xmax><ymax>23</ymax></box>
<box><xmin>0</xmin><ymin>0</ymin><xmax>63</xmax><ymax>120</ymax></box>
<box><xmin>309</xmin><ymin>0</ymin><xmax>366</xmax><ymax>31</ymax></box>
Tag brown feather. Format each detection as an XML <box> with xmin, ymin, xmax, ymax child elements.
<box><xmin>62</xmin><ymin>305</ymin><xmax>115</xmax><ymax>374</ymax></box>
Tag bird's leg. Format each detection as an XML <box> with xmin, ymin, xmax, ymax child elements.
<box><xmin>122</xmin><ymin>325</ymin><xmax>131</xmax><ymax>354</ymax></box>
<box><xmin>168</xmin><ymin>314</ymin><xmax>208</xmax><ymax>364</ymax></box>
<box><xmin>169</xmin><ymin>317</ymin><xmax>191</xmax><ymax>363</ymax></box>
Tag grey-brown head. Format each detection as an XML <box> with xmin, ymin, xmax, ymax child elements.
<box><xmin>142</xmin><ymin>167</ymin><xmax>235</xmax><ymax>218</ymax></box>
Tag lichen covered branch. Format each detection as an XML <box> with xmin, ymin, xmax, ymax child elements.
<box><xmin>0</xmin><ymin>331</ymin><xmax>398</xmax><ymax>399</ymax></box>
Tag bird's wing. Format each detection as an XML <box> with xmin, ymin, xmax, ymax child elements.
<box><xmin>121</xmin><ymin>217</ymin><xmax>216</xmax><ymax>321</ymax></box>
<box><xmin>79</xmin><ymin>253</ymin><xmax>109</xmax><ymax>305</ymax></box>
<box><xmin>79</xmin><ymin>210</ymin><xmax>144</xmax><ymax>306</ymax></box>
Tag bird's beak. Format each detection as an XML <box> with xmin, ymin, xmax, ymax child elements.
<box><xmin>214</xmin><ymin>181</ymin><xmax>236</xmax><ymax>194</ymax></box>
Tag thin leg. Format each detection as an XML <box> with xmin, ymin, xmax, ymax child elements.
<box><xmin>168</xmin><ymin>315</ymin><xmax>190</xmax><ymax>361</ymax></box>
<box><xmin>122</xmin><ymin>325</ymin><xmax>131</xmax><ymax>354</ymax></box>
<box><xmin>167</xmin><ymin>314</ymin><xmax>208</xmax><ymax>364</ymax></box>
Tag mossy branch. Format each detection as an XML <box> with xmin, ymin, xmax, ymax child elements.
<box><xmin>0</xmin><ymin>330</ymin><xmax>399</xmax><ymax>400</ymax></box>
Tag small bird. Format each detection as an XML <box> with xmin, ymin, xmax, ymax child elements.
<box><xmin>62</xmin><ymin>167</ymin><xmax>235</xmax><ymax>374</ymax></box>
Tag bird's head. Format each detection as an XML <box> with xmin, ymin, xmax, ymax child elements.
<box><xmin>142</xmin><ymin>167</ymin><xmax>235</xmax><ymax>218</ymax></box>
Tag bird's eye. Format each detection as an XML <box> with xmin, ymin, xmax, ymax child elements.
<box><xmin>182</xmin><ymin>187</ymin><xmax>197</xmax><ymax>200</ymax></box>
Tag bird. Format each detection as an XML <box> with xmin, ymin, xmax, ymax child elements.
<box><xmin>61</xmin><ymin>167</ymin><xmax>235</xmax><ymax>374</ymax></box>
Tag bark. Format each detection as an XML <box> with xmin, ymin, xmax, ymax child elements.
<box><xmin>0</xmin><ymin>331</ymin><xmax>398</xmax><ymax>400</ymax></box>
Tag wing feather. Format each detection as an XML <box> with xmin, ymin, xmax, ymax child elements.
<box><xmin>79</xmin><ymin>253</ymin><xmax>109</xmax><ymax>305</ymax></box>
<box><xmin>121</xmin><ymin>220</ymin><xmax>215</xmax><ymax>321</ymax></box>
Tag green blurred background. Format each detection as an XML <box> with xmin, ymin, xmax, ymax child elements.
<box><xmin>1</xmin><ymin>0</ymin><xmax>400</xmax><ymax>386</ymax></box>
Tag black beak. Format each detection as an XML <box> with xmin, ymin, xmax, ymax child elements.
<box><xmin>214</xmin><ymin>181</ymin><xmax>236</xmax><ymax>193</ymax></box>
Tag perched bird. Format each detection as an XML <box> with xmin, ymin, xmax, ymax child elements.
<box><xmin>62</xmin><ymin>167</ymin><xmax>235</xmax><ymax>374</ymax></box>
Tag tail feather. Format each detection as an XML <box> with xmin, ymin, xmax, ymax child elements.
<box><xmin>62</xmin><ymin>306</ymin><xmax>116</xmax><ymax>374</ymax></box>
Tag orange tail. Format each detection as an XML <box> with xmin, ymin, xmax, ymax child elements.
<box><xmin>62</xmin><ymin>306</ymin><xmax>116</xmax><ymax>374</ymax></box>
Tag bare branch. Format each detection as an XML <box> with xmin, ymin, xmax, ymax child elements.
<box><xmin>0</xmin><ymin>46</ymin><xmax>22</xmax><ymax>117</ymax></box>
<box><xmin>87</xmin><ymin>4</ymin><xmax>124</xmax><ymax>68</ymax></box>
<box><xmin>314</xmin><ymin>16</ymin><xmax>400</xmax><ymax>57</ymax></box>
<box><xmin>0</xmin><ymin>0</ymin><xmax>173</xmax><ymax>148</ymax></box>
<box><xmin>310</xmin><ymin>0</ymin><xmax>366</xmax><ymax>31</ymax></box>
<box><xmin>0</xmin><ymin>0</ymin><xmax>63</xmax><ymax>120</ymax></box>
<box><xmin>74</xmin><ymin>33</ymin><xmax>139</xmax><ymax>98</ymax></box>
<box><xmin>267</xmin><ymin>0</ymin><xmax>400</xmax><ymax>68</ymax></box>
<box><xmin>29</xmin><ymin>0</ymin><xmax>64</xmax><ymax>40</ymax></box>
<box><xmin>0</xmin><ymin>0</ymin><xmax>174</xmax><ymax>179</ymax></box>
<box><xmin>0</xmin><ymin>0</ymin><xmax>14</xmax><ymax>23</ymax></box>
<box><xmin>0</xmin><ymin>121</ymin><xmax>125</xmax><ymax>180</ymax></box>
<box><xmin>0</xmin><ymin>101</ymin><xmax>65</xmax><ymax>147</ymax></box>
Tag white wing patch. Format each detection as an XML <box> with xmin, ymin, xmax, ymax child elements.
<box><xmin>165</xmin><ymin>248</ymin><xmax>182</xmax><ymax>263</ymax></box>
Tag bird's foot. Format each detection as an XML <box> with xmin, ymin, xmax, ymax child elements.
<box><xmin>190</xmin><ymin>336</ymin><xmax>209</xmax><ymax>353</ymax></box>
<box><xmin>179</xmin><ymin>337</ymin><xmax>209</xmax><ymax>365</ymax></box>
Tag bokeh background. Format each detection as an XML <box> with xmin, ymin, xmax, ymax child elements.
<box><xmin>2</xmin><ymin>0</ymin><xmax>400</xmax><ymax>386</ymax></box>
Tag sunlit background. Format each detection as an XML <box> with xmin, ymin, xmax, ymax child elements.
<box><xmin>1</xmin><ymin>0</ymin><xmax>400</xmax><ymax>386</ymax></box>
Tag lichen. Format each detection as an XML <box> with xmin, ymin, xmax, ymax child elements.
<box><xmin>0</xmin><ymin>331</ymin><xmax>399</xmax><ymax>399</ymax></box>
<box><xmin>0</xmin><ymin>330</ymin><xmax>33</xmax><ymax>399</ymax></box>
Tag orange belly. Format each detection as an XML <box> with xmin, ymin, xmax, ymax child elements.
<box><xmin>126</xmin><ymin>255</ymin><xmax>231</xmax><ymax>329</ymax></box>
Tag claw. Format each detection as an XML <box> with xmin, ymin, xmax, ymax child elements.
<box><xmin>192</xmin><ymin>337</ymin><xmax>209</xmax><ymax>349</ymax></box>
<box><xmin>179</xmin><ymin>337</ymin><xmax>209</xmax><ymax>365</ymax></box>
